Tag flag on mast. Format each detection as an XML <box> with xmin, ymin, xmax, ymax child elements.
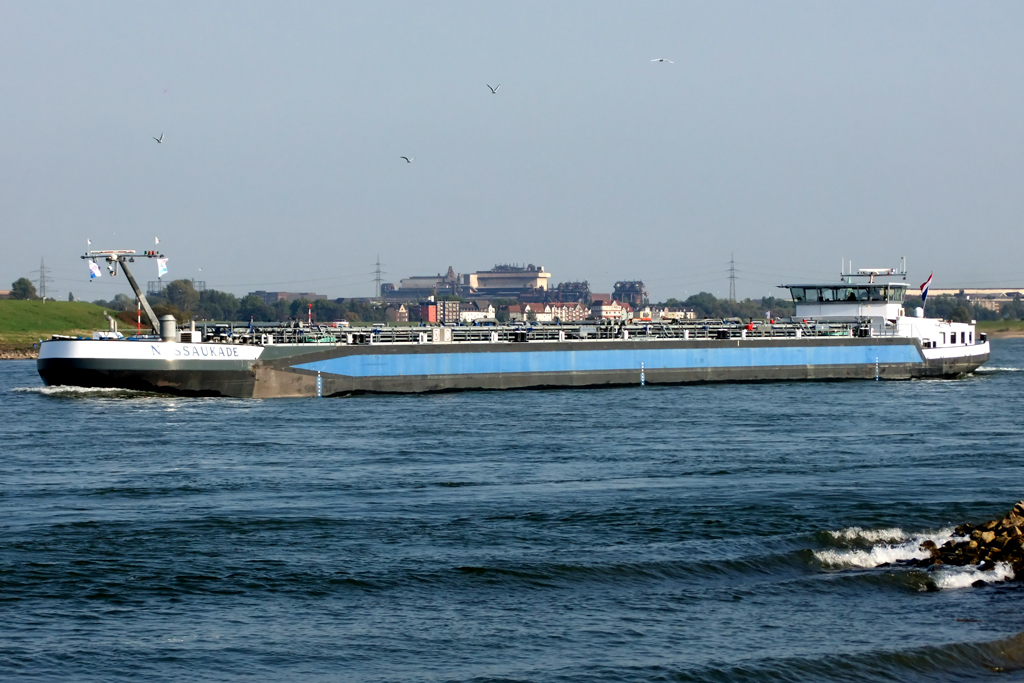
<box><xmin>89</xmin><ymin>261</ymin><xmax>101</xmax><ymax>280</ymax></box>
<box><xmin>155</xmin><ymin>237</ymin><xmax>160</xmax><ymax>245</ymax></box>
<box><xmin>87</xmin><ymin>238</ymin><xmax>92</xmax><ymax>246</ymax></box>
<box><xmin>920</xmin><ymin>272</ymin><xmax>933</xmax><ymax>305</ymax></box>
<box><xmin>157</xmin><ymin>258</ymin><xmax>168</xmax><ymax>278</ymax></box>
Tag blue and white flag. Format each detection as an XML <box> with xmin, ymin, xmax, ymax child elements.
<box><xmin>89</xmin><ymin>261</ymin><xmax>101</xmax><ymax>279</ymax></box>
<box><xmin>157</xmin><ymin>258</ymin><xmax>168</xmax><ymax>278</ymax></box>
<box><xmin>920</xmin><ymin>272</ymin><xmax>933</xmax><ymax>305</ymax></box>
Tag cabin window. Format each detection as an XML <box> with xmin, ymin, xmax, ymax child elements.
<box><xmin>970</xmin><ymin>332</ymin><xmax>973</xmax><ymax>344</ymax></box>
<box><xmin>888</xmin><ymin>288</ymin><xmax>905</xmax><ymax>303</ymax></box>
<box><xmin>961</xmin><ymin>332</ymin><xmax>966</xmax><ymax>344</ymax></box>
<box><xmin>941</xmin><ymin>333</ymin><xmax>946</xmax><ymax>344</ymax></box>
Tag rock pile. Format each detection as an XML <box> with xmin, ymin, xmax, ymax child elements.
<box><xmin>911</xmin><ymin>501</ymin><xmax>1024</xmax><ymax>579</ymax></box>
<box><xmin>0</xmin><ymin>347</ymin><xmax>37</xmax><ymax>360</ymax></box>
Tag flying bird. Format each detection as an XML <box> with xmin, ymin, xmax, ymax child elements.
<box><xmin>486</xmin><ymin>84</ymin><xmax>500</xmax><ymax>94</ymax></box>
<box><xmin>400</xmin><ymin>156</ymin><xmax>414</xmax><ymax>163</ymax></box>
<box><xmin>153</xmin><ymin>133</ymin><xmax>164</xmax><ymax>143</ymax></box>
<box><xmin>651</xmin><ymin>58</ymin><xmax>674</xmax><ymax>63</ymax></box>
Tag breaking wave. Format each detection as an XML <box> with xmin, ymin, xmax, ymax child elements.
<box><xmin>827</xmin><ymin>526</ymin><xmax>907</xmax><ymax>543</ymax></box>
<box><xmin>814</xmin><ymin>525</ymin><xmax>1012</xmax><ymax>589</ymax></box>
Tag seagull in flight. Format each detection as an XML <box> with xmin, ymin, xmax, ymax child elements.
<box><xmin>153</xmin><ymin>133</ymin><xmax>164</xmax><ymax>143</ymax></box>
<box><xmin>486</xmin><ymin>84</ymin><xmax>500</xmax><ymax>94</ymax></box>
<box><xmin>651</xmin><ymin>58</ymin><xmax>674</xmax><ymax>64</ymax></box>
<box><xmin>400</xmin><ymin>156</ymin><xmax>414</xmax><ymax>163</ymax></box>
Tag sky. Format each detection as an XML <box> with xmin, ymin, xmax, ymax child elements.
<box><xmin>2</xmin><ymin>1</ymin><xmax>1023</xmax><ymax>302</ymax></box>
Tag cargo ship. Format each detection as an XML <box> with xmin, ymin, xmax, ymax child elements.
<box><xmin>36</xmin><ymin>251</ymin><xmax>990</xmax><ymax>397</ymax></box>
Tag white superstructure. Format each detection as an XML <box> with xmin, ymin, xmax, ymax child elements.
<box><xmin>783</xmin><ymin>264</ymin><xmax>987</xmax><ymax>358</ymax></box>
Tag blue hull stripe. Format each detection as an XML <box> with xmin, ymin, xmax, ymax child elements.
<box><xmin>293</xmin><ymin>344</ymin><xmax>922</xmax><ymax>378</ymax></box>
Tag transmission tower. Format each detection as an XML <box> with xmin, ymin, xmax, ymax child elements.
<box><xmin>728</xmin><ymin>253</ymin><xmax>736</xmax><ymax>302</ymax></box>
<box><xmin>373</xmin><ymin>255</ymin><xmax>383</xmax><ymax>299</ymax></box>
<box><xmin>34</xmin><ymin>257</ymin><xmax>53</xmax><ymax>302</ymax></box>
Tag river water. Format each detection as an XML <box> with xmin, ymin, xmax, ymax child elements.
<box><xmin>3</xmin><ymin>341</ymin><xmax>1024</xmax><ymax>682</ymax></box>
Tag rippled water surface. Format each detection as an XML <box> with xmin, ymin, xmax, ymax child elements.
<box><xmin>4</xmin><ymin>341</ymin><xmax>1024</xmax><ymax>682</ymax></box>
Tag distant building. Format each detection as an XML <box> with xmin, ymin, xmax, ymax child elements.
<box><xmin>397</xmin><ymin>266</ymin><xmax>461</xmax><ymax>299</ymax></box>
<box><xmin>528</xmin><ymin>303</ymin><xmax>552</xmax><ymax>322</ymax></box>
<box><xmin>459</xmin><ymin>301</ymin><xmax>496</xmax><ymax>323</ymax></box>
<box><xmin>657</xmin><ymin>307</ymin><xmax>697</xmax><ymax>321</ymax></box>
<box><xmin>613</xmin><ymin>281</ymin><xmax>648</xmax><ymax>307</ymax></box>
<box><xmin>0</xmin><ymin>290</ymin><xmax>10</xmax><ymax>300</ymax></box>
<box><xmin>509</xmin><ymin>302</ymin><xmax>552</xmax><ymax>322</ymax></box>
<box><xmin>462</xmin><ymin>264</ymin><xmax>551</xmax><ymax>297</ymax></box>
<box><xmin>591</xmin><ymin>300</ymin><xmax>627</xmax><ymax>321</ymax></box>
<box><xmin>548</xmin><ymin>302</ymin><xmax>590</xmax><ymax>322</ymax></box>
<box><xmin>409</xmin><ymin>301</ymin><xmax>437</xmax><ymax>323</ymax></box>
<box><xmin>548</xmin><ymin>281</ymin><xmax>591</xmax><ymax>303</ymax></box>
<box><xmin>385</xmin><ymin>303</ymin><xmax>408</xmax><ymax>322</ymax></box>
<box><xmin>436</xmin><ymin>299</ymin><xmax>461</xmax><ymax>325</ymax></box>
<box><xmin>924</xmin><ymin>288</ymin><xmax>1024</xmax><ymax>312</ymax></box>
<box><xmin>250</xmin><ymin>290</ymin><xmax>327</xmax><ymax>305</ymax></box>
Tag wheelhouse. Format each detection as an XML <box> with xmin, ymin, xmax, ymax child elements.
<box><xmin>787</xmin><ymin>284</ymin><xmax>907</xmax><ymax>304</ymax></box>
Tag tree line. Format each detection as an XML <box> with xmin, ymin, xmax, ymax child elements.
<box><xmin>658</xmin><ymin>293</ymin><xmax>796</xmax><ymax>320</ymax></box>
<box><xmin>90</xmin><ymin>279</ymin><xmax>388</xmax><ymax>324</ymax></box>
<box><xmin>905</xmin><ymin>294</ymin><xmax>1024</xmax><ymax>323</ymax></box>
<box><xmin>80</xmin><ymin>278</ymin><xmax>1024</xmax><ymax>325</ymax></box>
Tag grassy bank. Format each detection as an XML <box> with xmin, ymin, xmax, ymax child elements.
<box><xmin>0</xmin><ymin>300</ymin><xmax>109</xmax><ymax>349</ymax></box>
<box><xmin>976</xmin><ymin>320</ymin><xmax>1024</xmax><ymax>338</ymax></box>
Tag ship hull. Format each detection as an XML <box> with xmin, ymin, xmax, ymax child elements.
<box><xmin>37</xmin><ymin>337</ymin><xmax>991</xmax><ymax>397</ymax></box>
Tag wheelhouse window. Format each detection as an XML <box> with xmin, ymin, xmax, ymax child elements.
<box><xmin>789</xmin><ymin>287</ymin><xmax>805</xmax><ymax>302</ymax></box>
<box><xmin>790</xmin><ymin>285</ymin><xmax>908</xmax><ymax>303</ymax></box>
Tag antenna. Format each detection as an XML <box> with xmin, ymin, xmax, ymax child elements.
<box><xmin>728</xmin><ymin>253</ymin><xmax>736</xmax><ymax>302</ymax></box>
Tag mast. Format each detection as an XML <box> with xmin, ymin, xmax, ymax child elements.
<box><xmin>83</xmin><ymin>250</ymin><xmax>163</xmax><ymax>333</ymax></box>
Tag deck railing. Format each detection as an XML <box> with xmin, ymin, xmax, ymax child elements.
<box><xmin>185</xmin><ymin>319</ymin><xmax>899</xmax><ymax>346</ymax></box>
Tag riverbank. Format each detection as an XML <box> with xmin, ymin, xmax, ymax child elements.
<box><xmin>977</xmin><ymin>320</ymin><xmax>1024</xmax><ymax>338</ymax></box>
<box><xmin>0</xmin><ymin>300</ymin><xmax>109</xmax><ymax>359</ymax></box>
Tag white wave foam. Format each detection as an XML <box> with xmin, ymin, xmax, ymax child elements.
<box><xmin>816</xmin><ymin>525</ymin><xmax>1014</xmax><ymax>589</ymax></box>
<box><xmin>11</xmin><ymin>386</ymin><xmax>151</xmax><ymax>396</ymax></box>
<box><xmin>816</xmin><ymin>527</ymin><xmax>957</xmax><ymax>569</ymax></box>
<box><xmin>933</xmin><ymin>562</ymin><xmax>1015</xmax><ymax>590</ymax></box>
<box><xmin>828</xmin><ymin>526</ymin><xmax>907</xmax><ymax>543</ymax></box>
<box><xmin>974</xmin><ymin>366</ymin><xmax>1022</xmax><ymax>373</ymax></box>
<box><xmin>815</xmin><ymin>543</ymin><xmax>927</xmax><ymax>568</ymax></box>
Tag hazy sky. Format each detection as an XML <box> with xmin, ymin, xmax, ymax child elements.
<box><xmin>2</xmin><ymin>1</ymin><xmax>1023</xmax><ymax>302</ymax></box>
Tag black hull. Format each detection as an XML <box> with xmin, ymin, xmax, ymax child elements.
<box><xmin>37</xmin><ymin>358</ymin><xmax>257</xmax><ymax>397</ymax></box>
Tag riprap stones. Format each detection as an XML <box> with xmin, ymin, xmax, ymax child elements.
<box><xmin>911</xmin><ymin>501</ymin><xmax>1024</xmax><ymax>578</ymax></box>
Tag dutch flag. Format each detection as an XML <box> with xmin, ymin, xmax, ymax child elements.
<box><xmin>920</xmin><ymin>272</ymin><xmax>933</xmax><ymax>305</ymax></box>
